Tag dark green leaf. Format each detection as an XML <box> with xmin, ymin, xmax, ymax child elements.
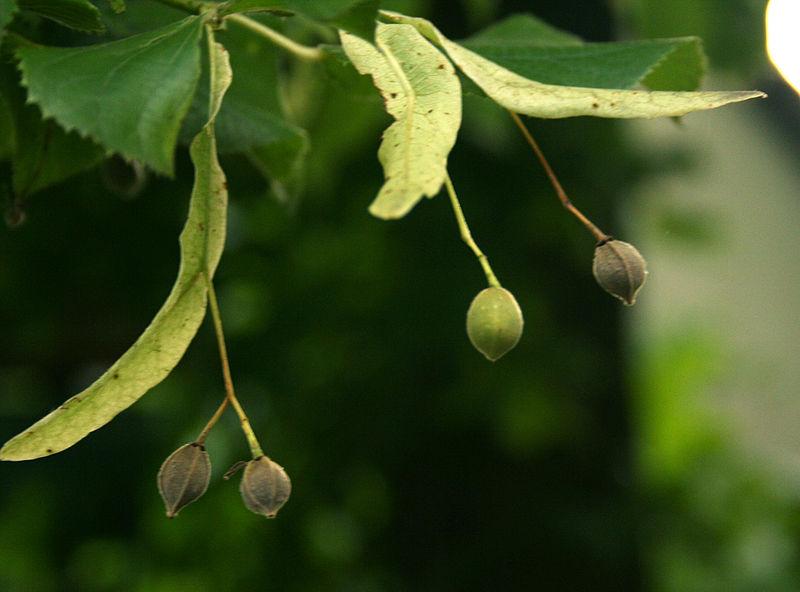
<box><xmin>17</xmin><ymin>0</ymin><xmax>104</xmax><ymax>33</ymax></box>
<box><xmin>0</xmin><ymin>66</ymin><xmax>104</xmax><ymax>197</ymax></box>
<box><xmin>221</xmin><ymin>0</ymin><xmax>379</xmax><ymax>39</ymax></box>
<box><xmin>17</xmin><ymin>16</ymin><xmax>204</xmax><ymax>176</ymax></box>
<box><xmin>460</xmin><ymin>13</ymin><xmax>704</xmax><ymax>91</ymax></box>
<box><xmin>181</xmin><ymin>22</ymin><xmax>308</xmax><ymax>191</ymax></box>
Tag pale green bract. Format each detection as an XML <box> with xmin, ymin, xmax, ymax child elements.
<box><xmin>340</xmin><ymin>23</ymin><xmax>461</xmax><ymax>219</ymax></box>
<box><xmin>382</xmin><ymin>11</ymin><xmax>765</xmax><ymax>119</ymax></box>
<box><xmin>0</xmin><ymin>33</ymin><xmax>232</xmax><ymax>462</ymax></box>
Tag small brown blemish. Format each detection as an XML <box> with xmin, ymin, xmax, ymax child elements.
<box><xmin>222</xmin><ymin>181</ymin><xmax>228</xmax><ymax>190</ymax></box>
<box><xmin>427</xmin><ymin>109</ymin><xmax>433</xmax><ymax>113</ymax></box>
<box><xmin>390</xmin><ymin>92</ymin><xmax>397</xmax><ymax>99</ymax></box>
<box><xmin>592</xmin><ymin>102</ymin><xmax>599</xmax><ymax>109</ymax></box>
<box><xmin>113</xmin><ymin>373</ymin><xmax>120</xmax><ymax>379</ymax></box>
<box><xmin>46</xmin><ymin>448</ymin><xmax>53</xmax><ymax>453</ymax></box>
<box><xmin>437</xmin><ymin>64</ymin><xmax>444</xmax><ymax>70</ymax></box>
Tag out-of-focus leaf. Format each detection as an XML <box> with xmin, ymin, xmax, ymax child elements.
<box><xmin>0</xmin><ymin>0</ymin><xmax>17</xmax><ymax>42</ymax></box>
<box><xmin>0</xmin><ymin>66</ymin><xmax>104</xmax><ymax>197</ymax></box>
<box><xmin>384</xmin><ymin>12</ymin><xmax>764</xmax><ymax>119</ymax></box>
<box><xmin>461</xmin><ymin>14</ymin><xmax>706</xmax><ymax>91</ymax></box>
<box><xmin>340</xmin><ymin>23</ymin><xmax>461</xmax><ymax>219</ymax></box>
<box><xmin>0</xmin><ymin>32</ymin><xmax>232</xmax><ymax>461</ymax></box>
<box><xmin>17</xmin><ymin>0</ymin><xmax>104</xmax><ymax>33</ymax></box>
<box><xmin>221</xmin><ymin>0</ymin><xmax>379</xmax><ymax>39</ymax></box>
<box><xmin>17</xmin><ymin>16</ymin><xmax>204</xmax><ymax>176</ymax></box>
<box><xmin>181</xmin><ymin>23</ymin><xmax>308</xmax><ymax>190</ymax></box>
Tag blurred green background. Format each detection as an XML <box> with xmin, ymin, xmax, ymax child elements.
<box><xmin>2</xmin><ymin>0</ymin><xmax>799</xmax><ymax>590</ymax></box>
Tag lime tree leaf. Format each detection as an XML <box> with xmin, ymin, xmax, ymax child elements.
<box><xmin>340</xmin><ymin>23</ymin><xmax>461</xmax><ymax>219</ymax></box>
<box><xmin>0</xmin><ymin>32</ymin><xmax>232</xmax><ymax>462</ymax></box>
<box><xmin>221</xmin><ymin>0</ymin><xmax>379</xmax><ymax>39</ymax></box>
<box><xmin>181</xmin><ymin>22</ymin><xmax>308</xmax><ymax>191</ymax></box>
<box><xmin>384</xmin><ymin>12</ymin><xmax>765</xmax><ymax>119</ymax></box>
<box><xmin>16</xmin><ymin>16</ymin><xmax>204</xmax><ymax>176</ymax></box>
<box><xmin>460</xmin><ymin>14</ymin><xmax>704</xmax><ymax>91</ymax></box>
<box><xmin>17</xmin><ymin>0</ymin><xmax>104</xmax><ymax>33</ymax></box>
<box><xmin>0</xmin><ymin>67</ymin><xmax>104</xmax><ymax>197</ymax></box>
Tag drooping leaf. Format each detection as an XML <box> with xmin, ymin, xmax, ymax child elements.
<box><xmin>181</xmin><ymin>22</ymin><xmax>308</xmax><ymax>192</ymax></box>
<box><xmin>0</xmin><ymin>66</ymin><xmax>104</xmax><ymax>197</ymax></box>
<box><xmin>461</xmin><ymin>14</ymin><xmax>705</xmax><ymax>91</ymax></box>
<box><xmin>0</xmin><ymin>30</ymin><xmax>232</xmax><ymax>462</ymax></box>
<box><xmin>383</xmin><ymin>12</ymin><xmax>765</xmax><ymax>119</ymax></box>
<box><xmin>16</xmin><ymin>16</ymin><xmax>204</xmax><ymax>176</ymax></box>
<box><xmin>221</xmin><ymin>0</ymin><xmax>379</xmax><ymax>40</ymax></box>
<box><xmin>340</xmin><ymin>23</ymin><xmax>461</xmax><ymax>219</ymax></box>
<box><xmin>17</xmin><ymin>0</ymin><xmax>104</xmax><ymax>33</ymax></box>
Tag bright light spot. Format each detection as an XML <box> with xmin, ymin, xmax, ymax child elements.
<box><xmin>766</xmin><ymin>0</ymin><xmax>800</xmax><ymax>94</ymax></box>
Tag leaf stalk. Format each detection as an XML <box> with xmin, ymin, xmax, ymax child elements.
<box><xmin>444</xmin><ymin>174</ymin><xmax>501</xmax><ymax>288</ymax></box>
<box><xmin>508</xmin><ymin>110</ymin><xmax>610</xmax><ymax>242</ymax></box>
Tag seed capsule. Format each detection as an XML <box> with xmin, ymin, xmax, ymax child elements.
<box><xmin>157</xmin><ymin>442</ymin><xmax>211</xmax><ymax>518</ymax></box>
<box><xmin>466</xmin><ymin>286</ymin><xmax>524</xmax><ymax>361</ymax></box>
<box><xmin>239</xmin><ymin>456</ymin><xmax>292</xmax><ymax>519</ymax></box>
<box><xmin>592</xmin><ymin>239</ymin><xmax>648</xmax><ymax>305</ymax></box>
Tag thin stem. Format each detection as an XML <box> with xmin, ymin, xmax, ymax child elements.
<box><xmin>227</xmin><ymin>14</ymin><xmax>325</xmax><ymax>62</ymax></box>
<box><xmin>196</xmin><ymin>397</ymin><xmax>229</xmax><ymax>445</ymax></box>
<box><xmin>444</xmin><ymin>173</ymin><xmax>501</xmax><ymax>288</ymax></box>
<box><xmin>508</xmin><ymin>110</ymin><xmax>610</xmax><ymax>243</ymax></box>
<box><xmin>205</xmin><ymin>276</ymin><xmax>264</xmax><ymax>458</ymax></box>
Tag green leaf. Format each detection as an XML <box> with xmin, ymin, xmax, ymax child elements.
<box><xmin>17</xmin><ymin>16</ymin><xmax>204</xmax><ymax>176</ymax></box>
<box><xmin>221</xmin><ymin>0</ymin><xmax>379</xmax><ymax>39</ymax></box>
<box><xmin>0</xmin><ymin>0</ymin><xmax>17</xmax><ymax>42</ymax></box>
<box><xmin>460</xmin><ymin>14</ymin><xmax>704</xmax><ymax>91</ymax></box>
<box><xmin>181</xmin><ymin>23</ymin><xmax>308</xmax><ymax>190</ymax></box>
<box><xmin>0</xmin><ymin>30</ymin><xmax>232</xmax><ymax>462</ymax></box>
<box><xmin>0</xmin><ymin>67</ymin><xmax>104</xmax><ymax>197</ymax></box>
<box><xmin>340</xmin><ymin>23</ymin><xmax>461</xmax><ymax>219</ymax></box>
<box><xmin>17</xmin><ymin>0</ymin><xmax>104</xmax><ymax>33</ymax></box>
<box><xmin>384</xmin><ymin>12</ymin><xmax>765</xmax><ymax>119</ymax></box>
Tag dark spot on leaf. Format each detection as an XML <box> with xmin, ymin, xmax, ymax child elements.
<box><xmin>427</xmin><ymin>109</ymin><xmax>433</xmax><ymax>113</ymax></box>
<box><xmin>113</xmin><ymin>373</ymin><xmax>119</xmax><ymax>379</ymax></box>
<box><xmin>222</xmin><ymin>181</ymin><xmax>228</xmax><ymax>190</ymax></box>
<box><xmin>198</xmin><ymin>222</ymin><xmax>205</xmax><ymax>231</ymax></box>
<box><xmin>592</xmin><ymin>102</ymin><xmax>599</xmax><ymax>109</ymax></box>
<box><xmin>46</xmin><ymin>448</ymin><xmax>53</xmax><ymax>453</ymax></box>
<box><xmin>390</xmin><ymin>92</ymin><xmax>397</xmax><ymax>99</ymax></box>
<box><xmin>437</xmin><ymin>64</ymin><xmax>444</xmax><ymax>70</ymax></box>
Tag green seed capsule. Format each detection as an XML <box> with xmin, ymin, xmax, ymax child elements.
<box><xmin>239</xmin><ymin>456</ymin><xmax>292</xmax><ymax>519</ymax></box>
<box><xmin>592</xmin><ymin>239</ymin><xmax>648</xmax><ymax>305</ymax></box>
<box><xmin>466</xmin><ymin>287</ymin><xmax>524</xmax><ymax>362</ymax></box>
<box><xmin>157</xmin><ymin>442</ymin><xmax>211</xmax><ymax>518</ymax></box>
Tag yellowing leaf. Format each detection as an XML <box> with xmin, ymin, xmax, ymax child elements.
<box><xmin>383</xmin><ymin>12</ymin><xmax>765</xmax><ymax>119</ymax></box>
<box><xmin>340</xmin><ymin>23</ymin><xmax>461</xmax><ymax>219</ymax></box>
<box><xmin>0</xmin><ymin>32</ymin><xmax>232</xmax><ymax>461</ymax></box>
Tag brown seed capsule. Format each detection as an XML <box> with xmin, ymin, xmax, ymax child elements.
<box><xmin>592</xmin><ymin>239</ymin><xmax>648</xmax><ymax>306</ymax></box>
<box><xmin>466</xmin><ymin>286</ymin><xmax>524</xmax><ymax>362</ymax></box>
<box><xmin>239</xmin><ymin>456</ymin><xmax>291</xmax><ymax>519</ymax></box>
<box><xmin>157</xmin><ymin>442</ymin><xmax>211</xmax><ymax>518</ymax></box>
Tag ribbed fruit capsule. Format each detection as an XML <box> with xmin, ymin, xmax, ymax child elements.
<box><xmin>592</xmin><ymin>239</ymin><xmax>648</xmax><ymax>305</ymax></box>
<box><xmin>466</xmin><ymin>286</ymin><xmax>524</xmax><ymax>361</ymax></box>
<box><xmin>157</xmin><ymin>442</ymin><xmax>211</xmax><ymax>518</ymax></box>
<box><xmin>239</xmin><ymin>456</ymin><xmax>292</xmax><ymax>519</ymax></box>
